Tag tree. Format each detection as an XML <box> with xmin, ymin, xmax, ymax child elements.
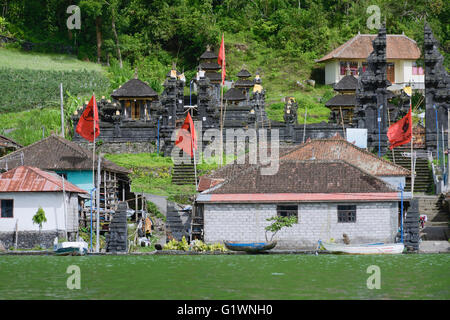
<box><xmin>32</xmin><ymin>206</ymin><xmax>47</xmax><ymax>235</ymax></box>
<box><xmin>79</xmin><ymin>0</ymin><xmax>105</xmax><ymax>63</ymax></box>
<box><xmin>265</xmin><ymin>215</ymin><xmax>297</xmax><ymax>242</ymax></box>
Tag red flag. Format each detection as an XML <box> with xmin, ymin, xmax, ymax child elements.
<box><xmin>175</xmin><ymin>113</ymin><xmax>197</xmax><ymax>158</ymax></box>
<box><xmin>387</xmin><ymin>107</ymin><xmax>412</xmax><ymax>149</ymax></box>
<box><xmin>218</xmin><ymin>34</ymin><xmax>225</xmax><ymax>85</ymax></box>
<box><xmin>76</xmin><ymin>95</ymin><xmax>100</xmax><ymax>142</ymax></box>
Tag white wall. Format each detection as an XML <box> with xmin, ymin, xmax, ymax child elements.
<box><xmin>401</xmin><ymin>60</ymin><xmax>425</xmax><ymax>89</ymax></box>
<box><xmin>0</xmin><ymin>192</ymin><xmax>78</xmax><ymax>233</ymax></box>
<box><xmin>325</xmin><ymin>61</ymin><xmax>339</xmax><ymax>85</ymax></box>
<box><xmin>379</xmin><ymin>176</ymin><xmax>406</xmax><ymax>189</ymax></box>
<box><xmin>204</xmin><ymin>202</ymin><xmax>399</xmax><ymax>249</ymax></box>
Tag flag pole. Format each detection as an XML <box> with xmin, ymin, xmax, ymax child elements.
<box><xmin>410</xmin><ymin>99</ymin><xmax>414</xmax><ymax>198</ymax></box>
<box><xmin>191</xmin><ymin>108</ymin><xmax>198</xmax><ymax>191</ymax></box>
<box><xmin>220</xmin><ymin>83</ymin><xmax>224</xmax><ymax>167</ymax></box>
<box><xmin>92</xmin><ymin>93</ymin><xmax>96</xmax><ymax>252</ymax></box>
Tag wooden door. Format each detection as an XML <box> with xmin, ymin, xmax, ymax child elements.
<box><xmin>131</xmin><ymin>101</ymin><xmax>140</xmax><ymax>120</ymax></box>
<box><xmin>387</xmin><ymin>63</ymin><xmax>395</xmax><ymax>83</ymax></box>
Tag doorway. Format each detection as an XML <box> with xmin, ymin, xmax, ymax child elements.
<box><xmin>387</xmin><ymin>63</ymin><xmax>395</xmax><ymax>83</ymax></box>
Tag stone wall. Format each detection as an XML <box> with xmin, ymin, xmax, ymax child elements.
<box><xmin>77</xmin><ymin>140</ymin><xmax>163</xmax><ymax>154</ymax></box>
<box><xmin>204</xmin><ymin>202</ymin><xmax>398</xmax><ymax>249</ymax></box>
<box><xmin>0</xmin><ymin>230</ymin><xmax>66</xmax><ymax>249</ymax></box>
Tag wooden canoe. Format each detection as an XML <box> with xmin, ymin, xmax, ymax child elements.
<box><xmin>224</xmin><ymin>241</ymin><xmax>277</xmax><ymax>253</ymax></box>
<box><xmin>319</xmin><ymin>241</ymin><xmax>404</xmax><ymax>255</ymax></box>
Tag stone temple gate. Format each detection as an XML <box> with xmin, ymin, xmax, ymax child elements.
<box><xmin>72</xmin><ymin>25</ymin><xmax>448</xmax><ymax>157</ymax></box>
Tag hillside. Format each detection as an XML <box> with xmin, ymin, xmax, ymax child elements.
<box><xmin>0</xmin><ymin>48</ymin><xmax>110</xmax><ymax>145</ymax></box>
<box><xmin>0</xmin><ymin>0</ymin><xmax>448</xmax><ymax>146</ymax></box>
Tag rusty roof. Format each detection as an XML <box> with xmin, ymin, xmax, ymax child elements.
<box><xmin>0</xmin><ymin>166</ymin><xmax>88</xmax><ymax>193</ymax></box>
<box><xmin>281</xmin><ymin>134</ymin><xmax>410</xmax><ymax>176</ymax></box>
<box><xmin>317</xmin><ymin>34</ymin><xmax>421</xmax><ymax>62</ymax></box>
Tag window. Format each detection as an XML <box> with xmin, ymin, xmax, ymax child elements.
<box><xmin>277</xmin><ymin>205</ymin><xmax>298</xmax><ymax>223</ymax></box>
<box><xmin>412</xmin><ymin>62</ymin><xmax>424</xmax><ymax>75</ymax></box>
<box><xmin>337</xmin><ymin>205</ymin><xmax>356</xmax><ymax>223</ymax></box>
<box><xmin>340</xmin><ymin>61</ymin><xmax>358</xmax><ymax>76</ymax></box>
<box><xmin>0</xmin><ymin>199</ymin><xmax>13</xmax><ymax>218</ymax></box>
<box><xmin>362</xmin><ymin>62</ymin><xmax>368</xmax><ymax>73</ymax></box>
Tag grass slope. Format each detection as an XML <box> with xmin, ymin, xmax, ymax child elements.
<box><xmin>0</xmin><ymin>48</ymin><xmax>104</xmax><ymax>72</ymax></box>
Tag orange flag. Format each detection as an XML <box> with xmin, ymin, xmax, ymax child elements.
<box><xmin>387</xmin><ymin>107</ymin><xmax>412</xmax><ymax>149</ymax></box>
<box><xmin>175</xmin><ymin>113</ymin><xmax>197</xmax><ymax>158</ymax></box>
<box><xmin>76</xmin><ymin>95</ymin><xmax>100</xmax><ymax>142</ymax></box>
<box><xmin>218</xmin><ymin>34</ymin><xmax>225</xmax><ymax>85</ymax></box>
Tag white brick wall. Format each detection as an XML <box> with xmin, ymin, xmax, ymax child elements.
<box><xmin>204</xmin><ymin>202</ymin><xmax>399</xmax><ymax>249</ymax></box>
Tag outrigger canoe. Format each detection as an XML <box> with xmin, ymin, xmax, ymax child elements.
<box><xmin>319</xmin><ymin>240</ymin><xmax>404</xmax><ymax>255</ymax></box>
<box><xmin>224</xmin><ymin>241</ymin><xmax>277</xmax><ymax>253</ymax></box>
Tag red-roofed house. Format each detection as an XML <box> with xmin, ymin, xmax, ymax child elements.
<box><xmin>0</xmin><ymin>166</ymin><xmax>88</xmax><ymax>249</ymax></box>
<box><xmin>317</xmin><ymin>33</ymin><xmax>424</xmax><ymax>89</ymax></box>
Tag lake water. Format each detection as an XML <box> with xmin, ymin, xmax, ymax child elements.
<box><xmin>0</xmin><ymin>254</ymin><xmax>448</xmax><ymax>299</ymax></box>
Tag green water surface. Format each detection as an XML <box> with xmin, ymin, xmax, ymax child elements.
<box><xmin>0</xmin><ymin>254</ymin><xmax>448</xmax><ymax>299</ymax></box>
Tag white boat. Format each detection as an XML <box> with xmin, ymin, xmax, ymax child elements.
<box><xmin>53</xmin><ymin>237</ymin><xmax>88</xmax><ymax>256</ymax></box>
<box><xmin>319</xmin><ymin>240</ymin><xmax>404</xmax><ymax>255</ymax></box>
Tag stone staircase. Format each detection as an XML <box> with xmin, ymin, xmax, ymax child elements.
<box><xmin>172</xmin><ymin>162</ymin><xmax>197</xmax><ymax>185</ymax></box>
<box><xmin>416</xmin><ymin>195</ymin><xmax>450</xmax><ymax>240</ymax></box>
<box><xmin>386</xmin><ymin>147</ymin><xmax>432</xmax><ymax>193</ymax></box>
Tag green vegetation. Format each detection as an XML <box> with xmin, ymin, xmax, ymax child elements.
<box><xmin>32</xmin><ymin>207</ymin><xmax>47</xmax><ymax>232</ymax></box>
<box><xmin>0</xmin><ymin>0</ymin><xmax>448</xmax><ymax>145</ymax></box>
<box><xmin>104</xmin><ymin>152</ymin><xmax>222</xmax><ymax>203</ymax></box>
<box><xmin>0</xmin><ymin>47</ymin><xmax>104</xmax><ymax>72</ymax></box>
<box><xmin>163</xmin><ymin>237</ymin><xmax>228</xmax><ymax>252</ymax></box>
<box><xmin>0</xmin><ymin>65</ymin><xmax>109</xmax><ymax>113</ymax></box>
<box><xmin>265</xmin><ymin>215</ymin><xmax>297</xmax><ymax>242</ymax></box>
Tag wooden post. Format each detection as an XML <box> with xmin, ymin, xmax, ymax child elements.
<box><xmin>302</xmin><ymin>107</ymin><xmax>307</xmax><ymax>143</ymax></box>
<box><xmin>219</xmin><ymin>84</ymin><xmax>224</xmax><ymax>167</ymax></box>
<box><xmin>448</xmin><ymin>110</ymin><xmax>450</xmax><ymax>191</ymax></box>
<box><xmin>339</xmin><ymin>107</ymin><xmax>346</xmax><ymax>140</ymax></box>
<box><xmin>387</xmin><ymin>108</ymin><xmax>395</xmax><ymax>164</ymax></box>
<box><xmin>14</xmin><ymin>219</ymin><xmax>19</xmax><ymax>250</ymax></box>
<box><xmin>96</xmin><ymin>156</ymin><xmax>101</xmax><ymax>252</ymax></box>
<box><xmin>104</xmin><ymin>170</ymin><xmax>107</xmax><ymax>221</ymax></box>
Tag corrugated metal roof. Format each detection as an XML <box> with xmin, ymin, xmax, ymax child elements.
<box><xmin>0</xmin><ymin>166</ymin><xmax>88</xmax><ymax>193</ymax></box>
<box><xmin>317</xmin><ymin>34</ymin><xmax>421</xmax><ymax>62</ymax></box>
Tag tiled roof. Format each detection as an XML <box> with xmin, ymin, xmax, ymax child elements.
<box><xmin>0</xmin><ymin>166</ymin><xmax>87</xmax><ymax>193</ymax></box>
<box><xmin>111</xmin><ymin>78</ymin><xmax>158</xmax><ymax>98</ymax></box>
<box><xmin>281</xmin><ymin>135</ymin><xmax>410</xmax><ymax>176</ymax></box>
<box><xmin>334</xmin><ymin>75</ymin><xmax>358</xmax><ymax>91</ymax></box>
<box><xmin>317</xmin><ymin>34</ymin><xmax>421</xmax><ymax>62</ymax></box>
<box><xmin>197</xmin><ymin>145</ymin><xmax>322</xmax><ymax>192</ymax></box>
<box><xmin>205</xmin><ymin>160</ymin><xmax>395</xmax><ymax>195</ymax></box>
<box><xmin>0</xmin><ymin>135</ymin><xmax>131</xmax><ymax>174</ymax></box>
<box><xmin>325</xmin><ymin>94</ymin><xmax>356</xmax><ymax>107</ymax></box>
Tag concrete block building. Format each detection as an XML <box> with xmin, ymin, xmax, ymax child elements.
<box><xmin>197</xmin><ymin>160</ymin><xmax>407</xmax><ymax>249</ymax></box>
